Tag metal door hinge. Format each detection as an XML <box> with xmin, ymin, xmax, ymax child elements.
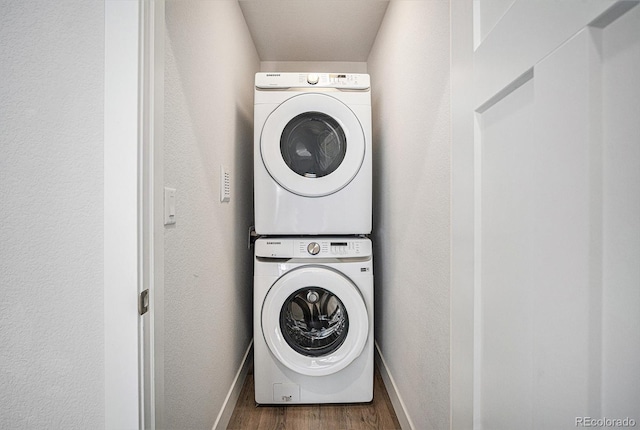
<box><xmin>139</xmin><ymin>289</ymin><xmax>149</xmax><ymax>315</ymax></box>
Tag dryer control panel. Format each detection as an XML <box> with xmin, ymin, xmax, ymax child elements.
<box><xmin>255</xmin><ymin>237</ymin><xmax>372</xmax><ymax>258</ymax></box>
<box><xmin>255</xmin><ymin>72</ymin><xmax>370</xmax><ymax>90</ymax></box>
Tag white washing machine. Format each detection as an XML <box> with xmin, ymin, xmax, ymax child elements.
<box><xmin>254</xmin><ymin>236</ymin><xmax>374</xmax><ymax>404</ymax></box>
<box><xmin>254</xmin><ymin>72</ymin><xmax>372</xmax><ymax>235</ymax></box>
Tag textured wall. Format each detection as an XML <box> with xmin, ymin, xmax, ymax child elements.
<box><xmin>260</xmin><ymin>61</ymin><xmax>367</xmax><ymax>73</ymax></box>
<box><xmin>0</xmin><ymin>1</ymin><xmax>105</xmax><ymax>428</ymax></box>
<box><xmin>367</xmin><ymin>1</ymin><xmax>451</xmax><ymax>429</ymax></box>
<box><xmin>163</xmin><ymin>1</ymin><xmax>259</xmax><ymax>428</ymax></box>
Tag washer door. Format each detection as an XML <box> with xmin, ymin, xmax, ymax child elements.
<box><xmin>261</xmin><ymin>266</ymin><xmax>369</xmax><ymax>377</ymax></box>
<box><xmin>260</xmin><ymin>93</ymin><xmax>366</xmax><ymax>197</ymax></box>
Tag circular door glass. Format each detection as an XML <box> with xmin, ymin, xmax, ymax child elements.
<box><xmin>280</xmin><ymin>287</ymin><xmax>349</xmax><ymax>357</ymax></box>
<box><xmin>280</xmin><ymin>112</ymin><xmax>347</xmax><ymax>178</ymax></box>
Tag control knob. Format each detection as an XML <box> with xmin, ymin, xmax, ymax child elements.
<box><xmin>307</xmin><ymin>73</ymin><xmax>319</xmax><ymax>85</ymax></box>
<box><xmin>307</xmin><ymin>242</ymin><xmax>320</xmax><ymax>255</ymax></box>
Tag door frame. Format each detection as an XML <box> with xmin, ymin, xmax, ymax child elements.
<box><xmin>139</xmin><ymin>0</ymin><xmax>166</xmax><ymax>429</ymax></box>
<box><xmin>450</xmin><ymin>1</ymin><xmax>475</xmax><ymax>429</ymax></box>
<box><xmin>104</xmin><ymin>0</ymin><xmax>142</xmax><ymax>428</ymax></box>
<box><xmin>104</xmin><ymin>0</ymin><xmax>165</xmax><ymax>428</ymax></box>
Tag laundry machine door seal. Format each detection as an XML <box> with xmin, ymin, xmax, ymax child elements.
<box><xmin>261</xmin><ymin>265</ymin><xmax>369</xmax><ymax>377</ymax></box>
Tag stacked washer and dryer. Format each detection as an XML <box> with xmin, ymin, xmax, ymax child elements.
<box><xmin>253</xmin><ymin>72</ymin><xmax>374</xmax><ymax>404</ymax></box>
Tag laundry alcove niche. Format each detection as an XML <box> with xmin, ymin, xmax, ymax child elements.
<box><xmin>150</xmin><ymin>1</ymin><xmax>454</xmax><ymax>429</ymax></box>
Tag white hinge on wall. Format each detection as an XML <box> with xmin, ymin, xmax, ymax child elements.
<box><xmin>139</xmin><ymin>289</ymin><xmax>149</xmax><ymax>316</ymax></box>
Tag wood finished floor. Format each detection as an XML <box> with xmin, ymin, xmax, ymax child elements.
<box><xmin>227</xmin><ymin>364</ymin><xmax>401</xmax><ymax>430</ymax></box>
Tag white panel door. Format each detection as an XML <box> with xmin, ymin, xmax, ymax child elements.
<box><xmin>472</xmin><ymin>1</ymin><xmax>640</xmax><ymax>429</ymax></box>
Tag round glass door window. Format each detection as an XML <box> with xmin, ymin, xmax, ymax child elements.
<box><xmin>279</xmin><ymin>287</ymin><xmax>349</xmax><ymax>357</ymax></box>
<box><xmin>260</xmin><ymin>93</ymin><xmax>365</xmax><ymax>197</ymax></box>
<box><xmin>280</xmin><ymin>112</ymin><xmax>347</xmax><ymax>178</ymax></box>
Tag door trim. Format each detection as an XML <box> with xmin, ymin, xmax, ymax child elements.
<box><xmin>450</xmin><ymin>0</ymin><xmax>475</xmax><ymax>429</ymax></box>
<box><xmin>104</xmin><ymin>1</ymin><xmax>142</xmax><ymax>428</ymax></box>
<box><xmin>139</xmin><ymin>0</ymin><xmax>165</xmax><ymax>429</ymax></box>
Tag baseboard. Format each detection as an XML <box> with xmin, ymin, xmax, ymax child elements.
<box><xmin>375</xmin><ymin>341</ymin><xmax>415</xmax><ymax>430</ymax></box>
<box><xmin>212</xmin><ymin>340</ymin><xmax>253</xmax><ymax>430</ymax></box>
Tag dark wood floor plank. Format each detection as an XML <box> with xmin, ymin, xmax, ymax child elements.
<box><xmin>227</xmin><ymin>364</ymin><xmax>401</xmax><ymax>430</ymax></box>
<box><xmin>284</xmin><ymin>404</ymin><xmax>318</xmax><ymax>429</ymax></box>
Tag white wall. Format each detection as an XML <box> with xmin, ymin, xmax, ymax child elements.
<box><xmin>163</xmin><ymin>1</ymin><xmax>259</xmax><ymax>428</ymax></box>
<box><xmin>0</xmin><ymin>1</ymin><xmax>105</xmax><ymax>428</ymax></box>
<box><xmin>261</xmin><ymin>61</ymin><xmax>367</xmax><ymax>73</ymax></box>
<box><xmin>367</xmin><ymin>1</ymin><xmax>451</xmax><ymax>429</ymax></box>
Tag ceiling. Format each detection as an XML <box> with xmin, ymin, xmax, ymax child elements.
<box><xmin>238</xmin><ymin>0</ymin><xmax>390</xmax><ymax>62</ymax></box>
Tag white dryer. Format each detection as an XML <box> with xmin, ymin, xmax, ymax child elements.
<box><xmin>254</xmin><ymin>237</ymin><xmax>373</xmax><ymax>404</ymax></box>
<box><xmin>254</xmin><ymin>72</ymin><xmax>372</xmax><ymax>235</ymax></box>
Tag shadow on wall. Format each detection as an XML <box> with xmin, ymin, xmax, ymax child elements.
<box><xmin>370</xmin><ymin>84</ymin><xmax>386</xmax><ymax>347</ymax></box>
<box><xmin>233</xmin><ymin>100</ymin><xmax>255</xmax><ymax>304</ymax></box>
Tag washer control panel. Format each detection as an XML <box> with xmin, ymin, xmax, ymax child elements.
<box><xmin>255</xmin><ymin>237</ymin><xmax>372</xmax><ymax>258</ymax></box>
<box><xmin>255</xmin><ymin>72</ymin><xmax>370</xmax><ymax>90</ymax></box>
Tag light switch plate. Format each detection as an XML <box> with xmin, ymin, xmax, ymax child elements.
<box><xmin>164</xmin><ymin>187</ymin><xmax>176</xmax><ymax>225</ymax></box>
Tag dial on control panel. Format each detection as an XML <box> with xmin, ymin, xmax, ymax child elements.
<box><xmin>307</xmin><ymin>242</ymin><xmax>321</xmax><ymax>255</ymax></box>
<box><xmin>306</xmin><ymin>73</ymin><xmax>319</xmax><ymax>85</ymax></box>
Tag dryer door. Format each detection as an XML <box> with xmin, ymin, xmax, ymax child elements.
<box><xmin>260</xmin><ymin>93</ymin><xmax>366</xmax><ymax>197</ymax></box>
<box><xmin>261</xmin><ymin>265</ymin><xmax>369</xmax><ymax>377</ymax></box>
